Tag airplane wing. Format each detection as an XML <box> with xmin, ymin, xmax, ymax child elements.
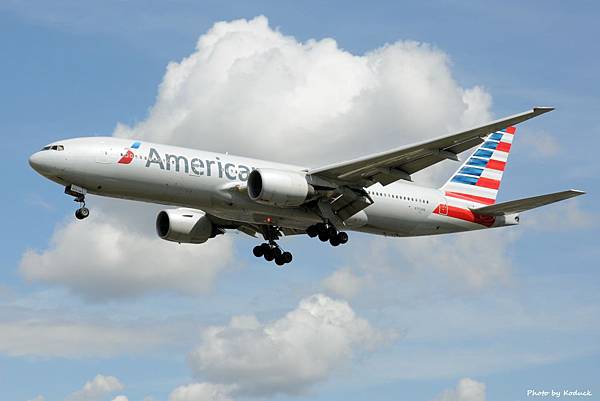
<box><xmin>309</xmin><ymin>107</ymin><xmax>554</xmax><ymax>187</ymax></box>
<box><xmin>470</xmin><ymin>190</ymin><xmax>585</xmax><ymax>216</ymax></box>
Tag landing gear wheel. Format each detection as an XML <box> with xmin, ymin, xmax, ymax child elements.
<box><xmin>306</xmin><ymin>225</ymin><xmax>318</xmax><ymax>238</ymax></box>
<box><xmin>338</xmin><ymin>231</ymin><xmax>348</xmax><ymax>244</ymax></box>
<box><xmin>330</xmin><ymin>236</ymin><xmax>341</xmax><ymax>247</ymax></box>
<box><xmin>275</xmin><ymin>255</ymin><xmax>286</xmax><ymax>266</ymax></box>
<box><xmin>282</xmin><ymin>251</ymin><xmax>292</xmax><ymax>264</ymax></box>
<box><xmin>75</xmin><ymin>207</ymin><xmax>89</xmax><ymax>220</ymax></box>
<box><xmin>318</xmin><ymin>231</ymin><xmax>329</xmax><ymax>242</ymax></box>
<box><xmin>264</xmin><ymin>248</ymin><xmax>275</xmax><ymax>262</ymax></box>
<box><xmin>253</xmin><ymin>246</ymin><xmax>264</xmax><ymax>257</ymax></box>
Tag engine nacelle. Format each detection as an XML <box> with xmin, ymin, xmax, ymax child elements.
<box><xmin>155</xmin><ymin>208</ymin><xmax>214</xmax><ymax>244</ymax></box>
<box><xmin>247</xmin><ymin>168</ymin><xmax>313</xmax><ymax>207</ymax></box>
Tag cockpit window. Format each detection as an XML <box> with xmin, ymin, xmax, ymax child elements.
<box><xmin>42</xmin><ymin>145</ymin><xmax>65</xmax><ymax>151</ymax></box>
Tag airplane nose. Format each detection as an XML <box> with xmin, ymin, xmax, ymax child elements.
<box><xmin>29</xmin><ymin>151</ymin><xmax>53</xmax><ymax>175</ymax></box>
<box><xmin>28</xmin><ymin>152</ymin><xmax>43</xmax><ymax>171</ymax></box>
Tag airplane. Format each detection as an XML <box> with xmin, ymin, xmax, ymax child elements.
<box><xmin>29</xmin><ymin>107</ymin><xmax>584</xmax><ymax>266</ymax></box>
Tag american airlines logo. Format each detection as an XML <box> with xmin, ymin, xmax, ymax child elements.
<box><xmin>144</xmin><ymin>147</ymin><xmax>254</xmax><ymax>181</ymax></box>
<box><xmin>118</xmin><ymin>141</ymin><xmax>141</xmax><ymax>164</ymax></box>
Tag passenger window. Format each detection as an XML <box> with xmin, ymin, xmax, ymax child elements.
<box><xmin>57</xmin><ymin>145</ymin><xmax>64</xmax><ymax>151</ymax></box>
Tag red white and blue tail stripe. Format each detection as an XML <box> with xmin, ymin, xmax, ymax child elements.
<box><xmin>441</xmin><ymin>126</ymin><xmax>516</xmax><ymax>206</ymax></box>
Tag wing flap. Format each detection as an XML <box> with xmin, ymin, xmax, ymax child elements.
<box><xmin>471</xmin><ymin>190</ymin><xmax>585</xmax><ymax>216</ymax></box>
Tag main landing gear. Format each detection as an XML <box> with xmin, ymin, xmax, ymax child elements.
<box><xmin>305</xmin><ymin>223</ymin><xmax>348</xmax><ymax>247</ymax></box>
<box><xmin>65</xmin><ymin>185</ymin><xmax>89</xmax><ymax>220</ymax></box>
<box><xmin>252</xmin><ymin>241</ymin><xmax>293</xmax><ymax>266</ymax></box>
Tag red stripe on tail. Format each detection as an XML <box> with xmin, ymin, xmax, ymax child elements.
<box><xmin>486</xmin><ymin>159</ymin><xmax>506</xmax><ymax>171</ymax></box>
<box><xmin>445</xmin><ymin>191</ymin><xmax>495</xmax><ymax>205</ymax></box>
<box><xmin>496</xmin><ymin>142</ymin><xmax>512</xmax><ymax>153</ymax></box>
<box><xmin>476</xmin><ymin>177</ymin><xmax>500</xmax><ymax>189</ymax></box>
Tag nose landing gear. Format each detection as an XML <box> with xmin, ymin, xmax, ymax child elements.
<box><xmin>65</xmin><ymin>185</ymin><xmax>90</xmax><ymax>220</ymax></box>
<box><xmin>306</xmin><ymin>223</ymin><xmax>348</xmax><ymax>247</ymax></box>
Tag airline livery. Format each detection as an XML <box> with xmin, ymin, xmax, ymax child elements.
<box><xmin>29</xmin><ymin>107</ymin><xmax>584</xmax><ymax>266</ymax></box>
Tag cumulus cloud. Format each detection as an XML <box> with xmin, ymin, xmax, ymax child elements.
<box><xmin>111</xmin><ymin>397</ymin><xmax>129</xmax><ymax>401</ymax></box>
<box><xmin>169</xmin><ymin>383</ymin><xmax>234</xmax><ymax>401</ymax></box>
<box><xmin>322</xmin><ymin>268</ymin><xmax>364</xmax><ymax>299</ymax></box>
<box><xmin>64</xmin><ymin>375</ymin><xmax>124</xmax><ymax>401</ymax></box>
<box><xmin>19</xmin><ymin>204</ymin><xmax>233</xmax><ymax>300</ymax></box>
<box><xmin>189</xmin><ymin>294</ymin><xmax>385</xmax><ymax>396</ymax></box>
<box><xmin>114</xmin><ymin>15</ymin><xmax>492</xmax><ymax>175</ymax></box>
<box><xmin>433</xmin><ymin>378</ymin><xmax>486</xmax><ymax>401</ymax></box>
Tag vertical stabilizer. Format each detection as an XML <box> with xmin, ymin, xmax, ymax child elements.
<box><xmin>440</xmin><ymin>126</ymin><xmax>516</xmax><ymax>206</ymax></box>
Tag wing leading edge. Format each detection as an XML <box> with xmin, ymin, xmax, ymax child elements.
<box><xmin>309</xmin><ymin>107</ymin><xmax>554</xmax><ymax>186</ymax></box>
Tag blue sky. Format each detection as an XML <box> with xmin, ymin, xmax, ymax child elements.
<box><xmin>1</xmin><ymin>1</ymin><xmax>599</xmax><ymax>401</ymax></box>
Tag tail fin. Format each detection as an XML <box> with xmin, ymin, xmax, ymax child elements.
<box><xmin>440</xmin><ymin>126</ymin><xmax>516</xmax><ymax>206</ymax></box>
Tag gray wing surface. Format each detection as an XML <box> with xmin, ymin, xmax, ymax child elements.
<box><xmin>471</xmin><ymin>190</ymin><xmax>585</xmax><ymax>216</ymax></box>
<box><xmin>309</xmin><ymin>107</ymin><xmax>554</xmax><ymax>187</ymax></box>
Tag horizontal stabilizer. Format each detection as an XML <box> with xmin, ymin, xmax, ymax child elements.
<box><xmin>470</xmin><ymin>189</ymin><xmax>585</xmax><ymax>216</ymax></box>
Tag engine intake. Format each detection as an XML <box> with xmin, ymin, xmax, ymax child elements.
<box><xmin>156</xmin><ymin>208</ymin><xmax>214</xmax><ymax>244</ymax></box>
<box><xmin>248</xmin><ymin>169</ymin><xmax>312</xmax><ymax>207</ymax></box>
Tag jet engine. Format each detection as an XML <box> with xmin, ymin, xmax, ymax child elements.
<box><xmin>247</xmin><ymin>169</ymin><xmax>313</xmax><ymax>207</ymax></box>
<box><xmin>155</xmin><ymin>208</ymin><xmax>214</xmax><ymax>244</ymax></box>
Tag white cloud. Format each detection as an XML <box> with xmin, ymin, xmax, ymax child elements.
<box><xmin>114</xmin><ymin>16</ymin><xmax>492</xmax><ymax>175</ymax></box>
<box><xmin>169</xmin><ymin>383</ymin><xmax>234</xmax><ymax>401</ymax></box>
<box><xmin>111</xmin><ymin>397</ymin><xmax>129</xmax><ymax>401</ymax></box>
<box><xmin>26</xmin><ymin>396</ymin><xmax>44</xmax><ymax>401</ymax></box>
<box><xmin>433</xmin><ymin>378</ymin><xmax>486</xmax><ymax>401</ymax></box>
<box><xmin>322</xmin><ymin>268</ymin><xmax>364</xmax><ymax>299</ymax></box>
<box><xmin>189</xmin><ymin>294</ymin><xmax>385</xmax><ymax>396</ymax></box>
<box><xmin>64</xmin><ymin>375</ymin><xmax>123</xmax><ymax>401</ymax></box>
<box><xmin>19</xmin><ymin>203</ymin><xmax>234</xmax><ymax>300</ymax></box>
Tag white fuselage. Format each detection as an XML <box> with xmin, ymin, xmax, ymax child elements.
<box><xmin>29</xmin><ymin>137</ymin><xmax>516</xmax><ymax>238</ymax></box>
